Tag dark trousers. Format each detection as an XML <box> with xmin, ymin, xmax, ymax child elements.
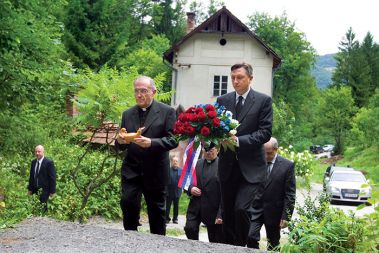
<box><xmin>247</xmin><ymin>215</ymin><xmax>281</xmax><ymax>250</ymax></box>
<box><xmin>166</xmin><ymin>196</ymin><xmax>179</xmax><ymax>221</ymax></box>
<box><xmin>32</xmin><ymin>188</ymin><xmax>49</xmax><ymax>212</ymax></box>
<box><xmin>120</xmin><ymin>175</ymin><xmax>166</xmax><ymax>235</ymax></box>
<box><xmin>184</xmin><ymin>219</ymin><xmax>224</xmax><ymax>243</ymax></box>
<box><xmin>220</xmin><ymin>162</ymin><xmax>264</xmax><ymax>246</ymax></box>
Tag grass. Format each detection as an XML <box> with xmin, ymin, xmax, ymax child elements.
<box><xmin>341</xmin><ymin>146</ymin><xmax>379</xmax><ymax>183</ymax></box>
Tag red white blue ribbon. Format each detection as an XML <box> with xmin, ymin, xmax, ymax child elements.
<box><xmin>177</xmin><ymin>138</ymin><xmax>202</xmax><ymax>190</ymax></box>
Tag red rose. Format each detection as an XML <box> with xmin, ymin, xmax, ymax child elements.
<box><xmin>185</xmin><ymin>125</ymin><xmax>196</xmax><ymax>136</ymax></box>
<box><xmin>178</xmin><ymin>113</ymin><xmax>188</xmax><ymax>122</ymax></box>
<box><xmin>212</xmin><ymin>117</ymin><xmax>220</xmax><ymax>127</ymax></box>
<box><xmin>195</xmin><ymin>107</ymin><xmax>204</xmax><ymax>113</ymax></box>
<box><xmin>197</xmin><ymin>111</ymin><xmax>206</xmax><ymax>121</ymax></box>
<box><xmin>205</xmin><ymin>104</ymin><xmax>216</xmax><ymax>111</ymax></box>
<box><xmin>207</xmin><ymin>110</ymin><xmax>217</xmax><ymax>118</ymax></box>
<box><xmin>173</xmin><ymin>122</ymin><xmax>185</xmax><ymax>134</ymax></box>
<box><xmin>188</xmin><ymin>113</ymin><xmax>197</xmax><ymax>121</ymax></box>
<box><xmin>186</xmin><ymin>107</ymin><xmax>195</xmax><ymax>113</ymax></box>
<box><xmin>200</xmin><ymin>126</ymin><xmax>211</xmax><ymax>136</ymax></box>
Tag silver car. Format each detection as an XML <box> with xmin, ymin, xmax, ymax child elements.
<box><xmin>325</xmin><ymin>170</ymin><xmax>371</xmax><ymax>204</ymax></box>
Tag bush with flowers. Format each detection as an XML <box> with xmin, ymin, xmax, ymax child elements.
<box><xmin>173</xmin><ymin>103</ymin><xmax>239</xmax><ymax>151</ymax></box>
<box><xmin>279</xmin><ymin>145</ymin><xmax>314</xmax><ymax>180</ymax></box>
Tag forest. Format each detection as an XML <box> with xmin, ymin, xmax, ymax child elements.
<box><xmin>1</xmin><ymin>0</ymin><xmax>379</xmax><ymax>252</ymax></box>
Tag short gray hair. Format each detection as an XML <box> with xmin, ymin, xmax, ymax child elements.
<box><xmin>134</xmin><ymin>76</ymin><xmax>156</xmax><ymax>91</ymax></box>
<box><xmin>269</xmin><ymin>137</ymin><xmax>279</xmax><ymax>149</ymax></box>
<box><xmin>231</xmin><ymin>62</ymin><xmax>253</xmax><ymax>77</ymax></box>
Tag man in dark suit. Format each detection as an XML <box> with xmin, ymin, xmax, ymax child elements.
<box><xmin>116</xmin><ymin>76</ymin><xmax>177</xmax><ymax>235</ymax></box>
<box><xmin>216</xmin><ymin>62</ymin><xmax>272</xmax><ymax>246</ymax></box>
<box><xmin>166</xmin><ymin>156</ymin><xmax>182</xmax><ymax>224</ymax></box>
<box><xmin>247</xmin><ymin>137</ymin><xmax>296</xmax><ymax>250</ymax></box>
<box><xmin>184</xmin><ymin>143</ymin><xmax>224</xmax><ymax>243</ymax></box>
<box><xmin>27</xmin><ymin>145</ymin><xmax>56</xmax><ymax>210</ymax></box>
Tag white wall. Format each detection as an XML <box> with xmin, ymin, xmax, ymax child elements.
<box><xmin>171</xmin><ymin>33</ymin><xmax>274</xmax><ymax>109</ymax></box>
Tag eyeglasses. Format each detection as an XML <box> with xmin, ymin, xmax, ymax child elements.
<box><xmin>134</xmin><ymin>88</ymin><xmax>150</xmax><ymax>95</ymax></box>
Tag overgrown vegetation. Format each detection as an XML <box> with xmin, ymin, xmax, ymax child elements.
<box><xmin>282</xmin><ymin>191</ymin><xmax>379</xmax><ymax>252</ymax></box>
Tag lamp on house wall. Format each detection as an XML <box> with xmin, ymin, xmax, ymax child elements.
<box><xmin>219</xmin><ymin>32</ymin><xmax>227</xmax><ymax>46</ymax></box>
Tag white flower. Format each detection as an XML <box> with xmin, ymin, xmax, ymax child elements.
<box><xmin>229</xmin><ymin>129</ymin><xmax>237</xmax><ymax>135</ymax></box>
<box><xmin>231</xmin><ymin>119</ymin><xmax>239</xmax><ymax>125</ymax></box>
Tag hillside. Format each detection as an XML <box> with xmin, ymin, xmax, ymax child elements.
<box><xmin>311</xmin><ymin>53</ymin><xmax>337</xmax><ymax>89</ymax></box>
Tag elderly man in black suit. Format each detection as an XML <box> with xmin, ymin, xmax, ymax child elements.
<box><xmin>247</xmin><ymin>137</ymin><xmax>296</xmax><ymax>250</ymax></box>
<box><xmin>166</xmin><ymin>156</ymin><xmax>182</xmax><ymax>224</ymax></box>
<box><xmin>27</xmin><ymin>145</ymin><xmax>56</xmax><ymax>210</ymax></box>
<box><xmin>184</xmin><ymin>143</ymin><xmax>224</xmax><ymax>243</ymax></box>
<box><xmin>216</xmin><ymin>62</ymin><xmax>272</xmax><ymax>246</ymax></box>
<box><xmin>116</xmin><ymin>76</ymin><xmax>177</xmax><ymax>235</ymax></box>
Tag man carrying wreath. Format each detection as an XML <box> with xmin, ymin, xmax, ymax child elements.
<box><xmin>216</xmin><ymin>62</ymin><xmax>272</xmax><ymax>246</ymax></box>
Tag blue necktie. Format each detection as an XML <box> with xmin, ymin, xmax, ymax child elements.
<box><xmin>235</xmin><ymin>96</ymin><xmax>243</xmax><ymax>118</ymax></box>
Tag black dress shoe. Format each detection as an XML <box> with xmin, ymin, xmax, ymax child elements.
<box><xmin>173</xmin><ymin>220</ymin><xmax>178</xmax><ymax>224</ymax></box>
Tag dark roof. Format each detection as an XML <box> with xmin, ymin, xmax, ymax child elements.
<box><xmin>82</xmin><ymin>122</ymin><xmax>118</xmax><ymax>146</ymax></box>
<box><xmin>163</xmin><ymin>6</ymin><xmax>281</xmax><ymax>69</ymax></box>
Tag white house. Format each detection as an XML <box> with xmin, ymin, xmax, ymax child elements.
<box><xmin>163</xmin><ymin>7</ymin><xmax>281</xmax><ymax>109</ymax></box>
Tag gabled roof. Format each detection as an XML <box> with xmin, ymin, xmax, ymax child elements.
<box><xmin>163</xmin><ymin>6</ymin><xmax>281</xmax><ymax>69</ymax></box>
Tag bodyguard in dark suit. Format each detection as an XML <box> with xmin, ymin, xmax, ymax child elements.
<box><xmin>184</xmin><ymin>144</ymin><xmax>224</xmax><ymax>243</ymax></box>
<box><xmin>216</xmin><ymin>63</ymin><xmax>272</xmax><ymax>246</ymax></box>
<box><xmin>166</xmin><ymin>156</ymin><xmax>182</xmax><ymax>224</ymax></box>
<box><xmin>27</xmin><ymin>145</ymin><xmax>56</xmax><ymax>207</ymax></box>
<box><xmin>247</xmin><ymin>137</ymin><xmax>296</xmax><ymax>250</ymax></box>
<box><xmin>116</xmin><ymin>76</ymin><xmax>177</xmax><ymax>235</ymax></box>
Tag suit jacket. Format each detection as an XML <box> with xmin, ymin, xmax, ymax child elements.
<box><xmin>167</xmin><ymin>166</ymin><xmax>182</xmax><ymax>198</ymax></box>
<box><xmin>186</xmin><ymin>158</ymin><xmax>222</xmax><ymax>226</ymax></box>
<box><xmin>28</xmin><ymin>157</ymin><xmax>56</xmax><ymax>195</ymax></box>
<box><xmin>217</xmin><ymin>89</ymin><xmax>272</xmax><ymax>183</ymax></box>
<box><xmin>263</xmin><ymin>155</ymin><xmax>296</xmax><ymax>226</ymax></box>
<box><xmin>116</xmin><ymin>100</ymin><xmax>177</xmax><ymax>188</ymax></box>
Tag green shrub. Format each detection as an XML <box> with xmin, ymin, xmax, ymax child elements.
<box><xmin>282</xmin><ymin>191</ymin><xmax>367</xmax><ymax>253</ymax></box>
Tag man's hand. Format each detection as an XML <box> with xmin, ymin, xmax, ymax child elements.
<box><xmin>134</xmin><ymin>136</ymin><xmax>152</xmax><ymax>148</ymax></box>
<box><xmin>27</xmin><ymin>191</ymin><xmax>32</xmax><ymax>196</ymax></box>
<box><xmin>215</xmin><ymin>218</ymin><xmax>223</xmax><ymax>225</ymax></box>
<box><xmin>280</xmin><ymin>219</ymin><xmax>288</xmax><ymax>229</ymax></box>
<box><xmin>49</xmin><ymin>193</ymin><xmax>55</xmax><ymax>198</ymax></box>
<box><xmin>190</xmin><ymin>186</ymin><xmax>202</xmax><ymax>196</ymax></box>
<box><xmin>117</xmin><ymin>129</ymin><xmax>131</xmax><ymax>144</ymax></box>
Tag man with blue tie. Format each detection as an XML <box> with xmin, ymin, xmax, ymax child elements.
<box><xmin>27</xmin><ymin>145</ymin><xmax>56</xmax><ymax>210</ymax></box>
<box><xmin>216</xmin><ymin>62</ymin><xmax>272</xmax><ymax>246</ymax></box>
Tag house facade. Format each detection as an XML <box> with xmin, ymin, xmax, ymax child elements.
<box><xmin>163</xmin><ymin>7</ymin><xmax>281</xmax><ymax>109</ymax></box>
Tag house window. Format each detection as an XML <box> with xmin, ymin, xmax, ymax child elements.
<box><xmin>213</xmin><ymin>75</ymin><xmax>228</xmax><ymax>96</ymax></box>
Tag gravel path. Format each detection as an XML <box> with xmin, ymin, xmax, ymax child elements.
<box><xmin>0</xmin><ymin>217</ymin><xmax>267</xmax><ymax>253</ymax></box>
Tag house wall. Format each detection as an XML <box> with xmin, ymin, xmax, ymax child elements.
<box><xmin>171</xmin><ymin>33</ymin><xmax>274</xmax><ymax>109</ymax></box>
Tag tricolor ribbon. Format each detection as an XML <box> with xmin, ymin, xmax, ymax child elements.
<box><xmin>177</xmin><ymin>138</ymin><xmax>202</xmax><ymax>190</ymax></box>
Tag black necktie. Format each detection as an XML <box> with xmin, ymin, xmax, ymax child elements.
<box><xmin>266</xmin><ymin>162</ymin><xmax>272</xmax><ymax>179</ymax></box>
<box><xmin>35</xmin><ymin>161</ymin><xmax>41</xmax><ymax>184</ymax></box>
<box><xmin>235</xmin><ymin>96</ymin><xmax>243</xmax><ymax>118</ymax></box>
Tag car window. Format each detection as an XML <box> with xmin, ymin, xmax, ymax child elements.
<box><xmin>331</xmin><ymin>173</ymin><xmax>365</xmax><ymax>182</ymax></box>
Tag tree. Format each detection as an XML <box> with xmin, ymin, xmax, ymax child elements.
<box><xmin>0</xmin><ymin>0</ymin><xmax>69</xmax><ymax>111</ymax></box>
<box><xmin>188</xmin><ymin>0</ymin><xmax>224</xmax><ymax>24</ymax></box>
<box><xmin>332</xmin><ymin>28</ymin><xmax>379</xmax><ymax>108</ymax></box>
<box><xmin>63</xmin><ymin>0</ymin><xmax>153</xmax><ymax>70</ymax></box>
<box><xmin>119</xmin><ymin>35</ymin><xmax>171</xmax><ymax>79</ymax></box>
<box><xmin>350</xmin><ymin>89</ymin><xmax>379</xmax><ymax>148</ymax></box>
<box><xmin>319</xmin><ymin>86</ymin><xmax>356</xmax><ymax>154</ymax></box>
<box><xmin>247</xmin><ymin>12</ymin><xmax>319</xmax><ymax>143</ymax></box>
<box><xmin>272</xmin><ymin>100</ymin><xmax>295</xmax><ymax>147</ymax></box>
<box><xmin>152</xmin><ymin>0</ymin><xmax>186</xmax><ymax>44</ymax></box>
